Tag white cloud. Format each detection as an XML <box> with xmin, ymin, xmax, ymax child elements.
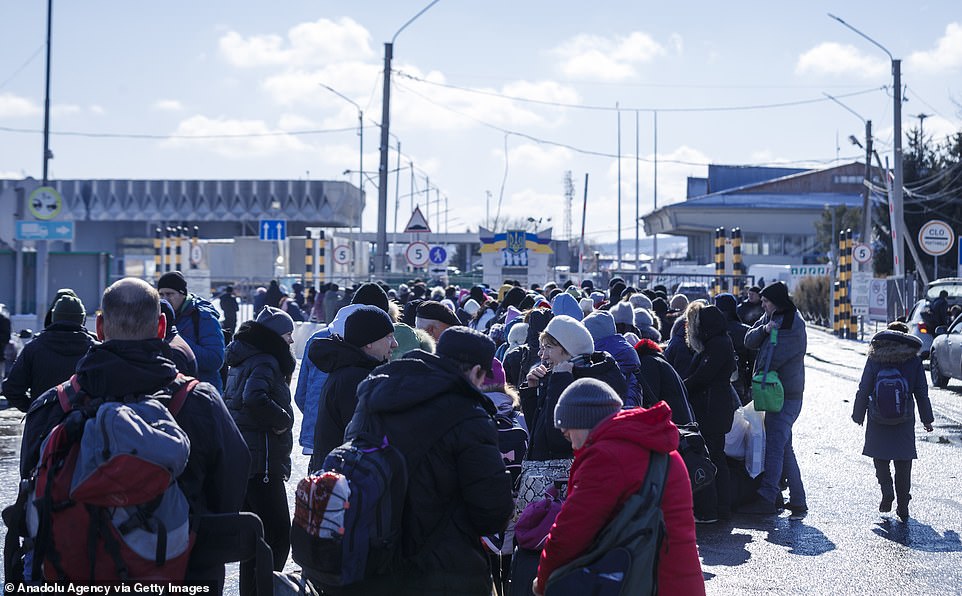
<box><xmin>795</xmin><ymin>42</ymin><xmax>888</xmax><ymax>78</ymax></box>
<box><xmin>908</xmin><ymin>22</ymin><xmax>962</xmax><ymax>73</ymax></box>
<box><xmin>553</xmin><ymin>32</ymin><xmax>669</xmax><ymax>81</ymax></box>
<box><xmin>219</xmin><ymin>17</ymin><xmax>374</xmax><ymax>68</ymax></box>
<box><xmin>261</xmin><ymin>62</ymin><xmax>380</xmax><ymax>108</ymax></box>
<box><xmin>277</xmin><ymin>113</ymin><xmax>318</xmax><ymax>130</ymax></box>
<box><xmin>506</xmin><ymin>143</ymin><xmax>574</xmax><ymax>174</ymax></box>
<box><xmin>0</xmin><ymin>93</ymin><xmax>40</xmax><ymax>118</ymax></box>
<box><xmin>51</xmin><ymin>104</ymin><xmax>82</xmax><ymax>117</ymax></box>
<box><xmin>89</xmin><ymin>105</ymin><xmax>105</xmax><ymax>116</ymax></box>
<box><xmin>153</xmin><ymin>99</ymin><xmax>184</xmax><ymax>112</ymax></box>
<box><xmin>161</xmin><ymin>115</ymin><xmax>312</xmax><ymax>158</ymax></box>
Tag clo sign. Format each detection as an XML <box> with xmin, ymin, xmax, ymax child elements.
<box><xmin>918</xmin><ymin>220</ymin><xmax>954</xmax><ymax>256</ymax></box>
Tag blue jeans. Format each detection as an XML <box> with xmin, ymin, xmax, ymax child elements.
<box><xmin>758</xmin><ymin>398</ymin><xmax>806</xmax><ymax>506</ymax></box>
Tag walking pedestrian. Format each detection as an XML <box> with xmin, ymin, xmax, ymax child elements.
<box><xmin>223</xmin><ymin>306</ymin><xmax>297</xmax><ymax>596</ymax></box>
<box><xmin>741</xmin><ymin>281</ymin><xmax>808</xmax><ymax>517</ymax></box>
<box><xmin>852</xmin><ymin>322</ymin><xmax>934</xmax><ymax>521</ymax></box>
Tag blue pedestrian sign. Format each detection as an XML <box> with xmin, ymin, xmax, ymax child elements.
<box><xmin>259</xmin><ymin>219</ymin><xmax>287</xmax><ymax>241</ymax></box>
<box><xmin>429</xmin><ymin>246</ymin><xmax>448</xmax><ymax>265</ymax></box>
<box><xmin>16</xmin><ymin>220</ymin><xmax>75</xmax><ymax>241</ymax></box>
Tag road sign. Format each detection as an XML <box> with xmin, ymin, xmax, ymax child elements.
<box><xmin>918</xmin><ymin>219</ymin><xmax>954</xmax><ymax>256</ymax></box>
<box><xmin>259</xmin><ymin>219</ymin><xmax>287</xmax><ymax>241</ymax></box>
<box><xmin>189</xmin><ymin>244</ymin><xmax>203</xmax><ymax>266</ymax></box>
<box><xmin>15</xmin><ymin>220</ymin><xmax>74</xmax><ymax>241</ymax></box>
<box><xmin>333</xmin><ymin>244</ymin><xmax>353</xmax><ymax>265</ymax></box>
<box><xmin>405</xmin><ymin>241</ymin><xmax>430</xmax><ymax>267</ymax></box>
<box><xmin>27</xmin><ymin>186</ymin><xmax>62</xmax><ymax>220</ymax></box>
<box><xmin>403</xmin><ymin>206</ymin><xmax>431</xmax><ymax>234</ymax></box>
<box><xmin>852</xmin><ymin>243</ymin><xmax>873</xmax><ymax>264</ymax></box>
<box><xmin>429</xmin><ymin>245</ymin><xmax>448</xmax><ymax>265</ymax></box>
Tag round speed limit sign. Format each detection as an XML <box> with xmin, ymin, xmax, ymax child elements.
<box><xmin>405</xmin><ymin>241</ymin><xmax>430</xmax><ymax>267</ymax></box>
<box><xmin>333</xmin><ymin>245</ymin><xmax>353</xmax><ymax>265</ymax></box>
<box><xmin>852</xmin><ymin>243</ymin><xmax>872</xmax><ymax>264</ymax></box>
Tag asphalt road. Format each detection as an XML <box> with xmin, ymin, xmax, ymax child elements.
<box><xmin>697</xmin><ymin>327</ymin><xmax>962</xmax><ymax>595</ymax></box>
<box><xmin>1</xmin><ymin>326</ymin><xmax>960</xmax><ymax>594</ymax></box>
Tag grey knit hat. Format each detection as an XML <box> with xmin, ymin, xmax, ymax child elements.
<box><xmin>256</xmin><ymin>305</ymin><xmax>294</xmax><ymax>337</ymax></box>
<box><xmin>554</xmin><ymin>378</ymin><xmax>623</xmax><ymax>430</ymax></box>
<box><xmin>544</xmin><ymin>315</ymin><xmax>594</xmax><ymax>357</ymax></box>
<box><xmin>582</xmin><ymin>310</ymin><xmax>616</xmax><ymax>341</ymax></box>
<box><xmin>609</xmin><ymin>301</ymin><xmax>634</xmax><ymax>326</ymax></box>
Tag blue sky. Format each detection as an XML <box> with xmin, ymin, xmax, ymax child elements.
<box><xmin>1</xmin><ymin>1</ymin><xmax>960</xmax><ymax>246</ymax></box>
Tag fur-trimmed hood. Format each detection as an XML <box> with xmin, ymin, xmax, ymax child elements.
<box><xmin>868</xmin><ymin>330</ymin><xmax>922</xmax><ymax>364</ymax></box>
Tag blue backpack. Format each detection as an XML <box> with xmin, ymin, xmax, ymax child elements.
<box><xmin>871</xmin><ymin>367</ymin><xmax>913</xmax><ymax>425</ymax></box>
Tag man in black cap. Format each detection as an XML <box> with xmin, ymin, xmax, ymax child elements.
<box><xmin>737</xmin><ymin>285</ymin><xmax>765</xmax><ymax>326</ymax></box>
<box><xmin>338</xmin><ymin>327</ymin><xmax>513</xmax><ymax>594</ymax></box>
<box><xmin>308</xmin><ymin>306</ymin><xmax>397</xmax><ymax>468</ymax></box>
<box><xmin>157</xmin><ymin>271</ymin><xmax>226</xmax><ymax>393</ymax></box>
<box><xmin>416</xmin><ymin>299</ymin><xmax>462</xmax><ymax>341</ymax></box>
<box><xmin>2</xmin><ymin>295</ymin><xmax>98</xmax><ymax>412</ymax></box>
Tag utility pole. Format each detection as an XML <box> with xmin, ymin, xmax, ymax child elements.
<box><xmin>862</xmin><ymin>120</ymin><xmax>873</xmax><ymax>248</ymax></box>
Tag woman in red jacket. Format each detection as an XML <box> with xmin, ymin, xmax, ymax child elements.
<box><xmin>533</xmin><ymin>378</ymin><xmax>705</xmax><ymax>596</ymax></box>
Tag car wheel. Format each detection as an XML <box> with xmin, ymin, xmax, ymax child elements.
<box><xmin>931</xmin><ymin>353</ymin><xmax>950</xmax><ymax>388</ymax></box>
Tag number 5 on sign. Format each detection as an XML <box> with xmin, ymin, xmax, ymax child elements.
<box><xmin>406</xmin><ymin>241</ymin><xmax>430</xmax><ymax>267</ymax></box>
<box><xmin>333</xmin><ymin>245</ymin><xmax>353</xmax><ymax>265</ymax></box>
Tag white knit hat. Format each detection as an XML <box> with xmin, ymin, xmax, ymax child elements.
<box><xmin>544</xmin><ymin>315</ymin><xmax>594</xmax><ymax>357</ymax></box>
<box><xmin>579</xmin><ymin>297</ymin><xmax>595</xmax><ymax>315</ymax></box>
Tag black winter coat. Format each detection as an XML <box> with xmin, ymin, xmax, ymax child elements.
<box><xmin>520</xmin><ymin>352</ymin><xmax>629</xmax><ymax>461</ymax></box>
<box><xmin>633</xmin><ymin>339</ymin><xmax>694</xmax><ymax>425</ymax></box>
<box><xmin>307</xmin><ymin>336</ymin><xmax>382</xmax><ymax>468</ymax></box>
<box><xmin>502</xmin><ymin>309</ymin><xmax>552</xmax><ymax>388</ymax></box>
<box><xmin>2</xmin><ymin>323</ymin><xmax>96</xmax><ymax>412</ymax></box>
<box><xmin>224</xmin><ymin>321</ymin><xmax>296</xmax><ymax>481</ymax></box>
<box><xmin>344</xmin><ymin>351</ymin><xmax>513</xmax><ymax>593</ymax></box>
<box><xmin>683</xmin><ymin>306</ymin><xmax>737</xmax><ymax>436</ymax></box>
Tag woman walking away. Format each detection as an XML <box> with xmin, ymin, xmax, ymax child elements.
<box><xmin>223</xmin><ymin>306</ymin><xmax>297</xmax><ymax>596</ymax></box>
<box><xmin>852</xmin><ymin>322</ymin><xmax>934</xmax><ymax>522</ymax></box>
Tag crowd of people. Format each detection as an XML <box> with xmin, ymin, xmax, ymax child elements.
<box><xmin>0</xmin><ymin>271</ymin><xmax>937</xmax><ymax>594</ymax></box>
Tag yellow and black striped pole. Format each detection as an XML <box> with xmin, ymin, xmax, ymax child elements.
<box><xmin>305</xmin><ymin>231</ymin><xmax>314</xmax><ymax>287</ymax></box>
<box><xmin>731</xmin><ymin>227</ymin><xmax>743</xmax><ymax>295</ymax></box>
<box><xmin>846</xmin><ymin>229</ymin><xmax>857</xmax><ymax>339</ymax></box>
<box><xmin>833</xmin><ymin>280</ymin><xmax>841</xmax><ymax>336</ymax></box>
<box><xmin>175</xmin><ymin>225</ymin><xmax>184</xmax><ymax>271</ymax></box>
<box><xmin>190</xmin><ymin>226</ymin><xmax>200</xmax><ymax>270</ymax></box>
<box><xmin>839</xmin><ymin>229</ymin><xmax>849</xmax><ymax>338</ymax></box>
<box><xmin>165</xmin><ymin>227</ymin><xmax>174</xmax><ymax>273</ymax></box>
<box><xmin>153</xmin><ymin>227</ymin><xmax>162</xmax><ymax>282</ymax></box>
<box><xmin>318</xmin><ymin>230</ymin><xmax>326</xmax><ymax>283</ymax></box>
<box><xmin>714</xmin><ymin>227</ymin><xmax>725</xmax><ymax>295</ymax></box>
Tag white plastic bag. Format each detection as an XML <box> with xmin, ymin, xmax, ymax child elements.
<box><xmin>743</xmin><ymin>406</ymin><xmax>766</xmax><ymax>478</ymax></box>
<box><xmin>724</xmin><ymin>407</ymin><xmax>749</xmax><ymax>459</ymax></box>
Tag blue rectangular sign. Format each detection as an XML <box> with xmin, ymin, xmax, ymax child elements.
<box><xmin>15</xmin><ymin>220</ymin><xmax>75</xmax><ymax>241</ymax></box>
<box><xmin>259</xmin><ymin>219</ymin><xmax>287</xmax><ymax>241</ymax></box>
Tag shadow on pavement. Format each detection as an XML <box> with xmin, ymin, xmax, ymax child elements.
<box><xmin>873</xmin><ymin>519</ymin><xmax>962</xmax><ymax>552</ymax></box>
<box><xmin>765</xmin><ymin>518</ymin><xmax>836</xmax><ymax>556</ymax></box>
<box><xmin>698</xmin><ymin>530</ymin><xmax>753</xmax><ymax>568</ymax></box>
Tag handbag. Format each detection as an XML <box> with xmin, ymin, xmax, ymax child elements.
<box><xmin>676</xmin><ymin>423</ymin><xmax>717</xmax><ymax>494</ymax></box>
<box><xmin>515</xmin><ymin>459</ymin><xmax>572</xmax><ymax>518</ymax></box>
<box><xmin>752</xmin><ymin>328</ymin><xmax>784</xmax><ymax>413</ymax></box>
<box><xmin>515</xmin><ymin>484</ymin><xmax>564</xmax><ymax>550</ymax></box>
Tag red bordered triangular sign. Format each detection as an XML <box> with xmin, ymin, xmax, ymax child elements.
<box><xmin>403</xmin><ymin>206</ymin><xmax>432</xmax><ymax>234</ymax></box>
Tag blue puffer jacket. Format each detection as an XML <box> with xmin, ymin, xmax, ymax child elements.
<box><xmin>175</xmin><ymin>294</ymin><xmax>225</xmax><ymax>393</ymax></box>
<box><xmin>292</xmin><ymin>304</ymin><xmax>367</xmax><ymax>452</ymax></box>
<box><xmin>594</xmin><ymin>334</ymin><xmax>642</xmax><ymax>407</ymax></box>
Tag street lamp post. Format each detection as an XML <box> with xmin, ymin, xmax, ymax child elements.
<box><xmin>377</xmin><ymin>0</ymin><xmax>442</xmax><ymax>274</ymax></box>
<box><xmin>320</xmin><ymin>84</ymin><xmax>363</xmax><ymax>234</ymax></box>
<box><xmin>829</xmin><ymin>14</ymin><xmax>905</xmax><ymax>280</ymax></box>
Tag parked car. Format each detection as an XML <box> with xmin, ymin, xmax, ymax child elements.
<box><xmin>929</xmin><ymin>314</ymin><xmax>962</xmax><ymax>388</ymax></box>
<box><xmin>907</xmin><ymin>299</ymin><xmax>935</xmax><ymax>359</ymax></box>
<box><xmin>674</xmin><ymin>282</ymin><xmax>711</xmax><ymax>302</ymax></box>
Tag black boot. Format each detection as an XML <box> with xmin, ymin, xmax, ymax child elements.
<box><xmin>874</xmin><ymin>459</ymin><xmax>895</xmax><ymax>514</ymax></box>
<box><xmin>894</xmin><ymin>460</ymin><xmax>912</xmax><ymax>522</ymax></box>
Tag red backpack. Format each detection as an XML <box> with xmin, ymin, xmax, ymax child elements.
<box><xmin>28</xmin><ymin>374</ymin><xmax>199</xmax><ymax>583</ymax></box>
